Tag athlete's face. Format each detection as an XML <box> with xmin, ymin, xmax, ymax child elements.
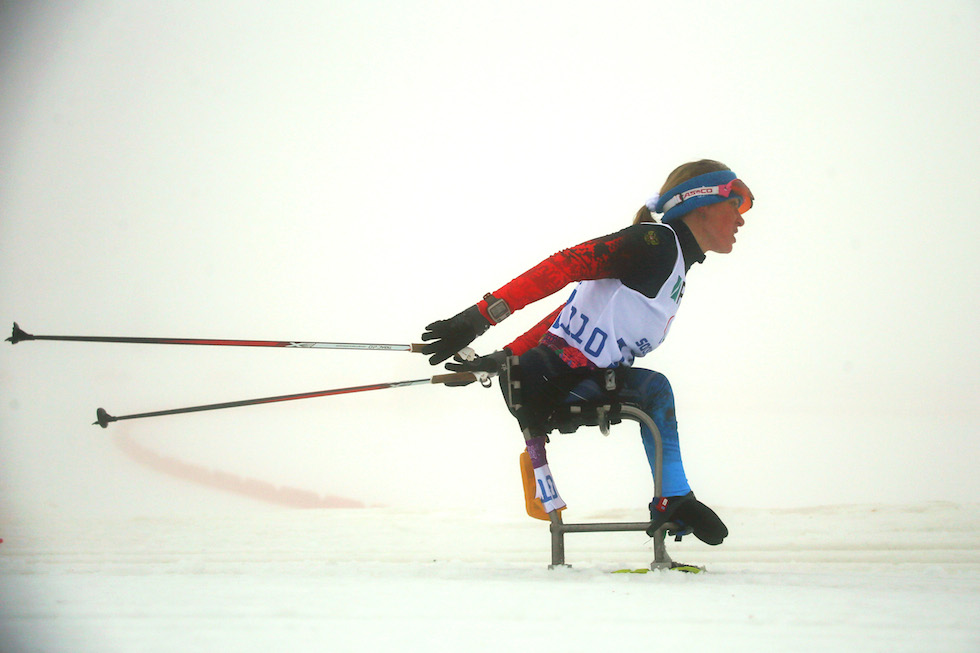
<box><xmin>698</xmin><ymin>198</ymin><xmax>745</xmax><ymax>254</ymax></box>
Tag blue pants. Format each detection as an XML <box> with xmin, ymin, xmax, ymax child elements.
<box><xmin>566</xmin><ymin>368</ymin><xmax>691</xmax><ymax>498</ymax></box>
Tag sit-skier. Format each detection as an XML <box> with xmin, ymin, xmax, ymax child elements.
<box><xmin>422</xmin><ymin>159</ymin><xmax>754</xmax><ymax>545</ymax></box>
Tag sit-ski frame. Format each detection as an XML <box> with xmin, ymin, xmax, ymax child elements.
<box><xmin>500</xmin><ymin>356</ymin><xmax>698</xmax><ymax>571</ymax></box>
<box><xmin>545</xmin><ymin>404</ymin><xmax>680</xmax><ymax>570</ymax></box>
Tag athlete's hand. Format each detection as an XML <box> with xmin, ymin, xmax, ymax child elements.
<box><xmin>441</xmin><ymin>350</ymin><xmax>509</xmax><ymax>386</ymax></box>
<box><xmin>444</xmin><ymin>350</ymin><xmax>509</xmax><ymax>377</ymax></box>
<box><xmin>421</xmin><ymin>305</ymin><xmax>491</xmax><ymax>365</ymax></box>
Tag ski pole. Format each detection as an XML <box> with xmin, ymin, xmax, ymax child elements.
<box><xmin>93</xmin><ymin>371</ymin><xmax>478</xmax><ymax>428</ymax></box>
<box><xmin>6</xmin><ymin>322</ymin><xmax>424</xmax><ymax>353</ymax></box>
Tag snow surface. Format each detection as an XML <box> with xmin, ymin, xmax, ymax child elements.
<box><xmin>2</xmin><ymin>498</ymin><xmax>978</xmax><ymax>652</ymax></box>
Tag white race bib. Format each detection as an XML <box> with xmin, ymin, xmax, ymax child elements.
<box><xmin>532</xmin><ymin>463</ymin><xmax>566</xmax><ymax>513</ymax></box>
<box><xmin>547</xmin><ymin>225</ymin><xmax>687</xmax><ymax>368</ymax></box>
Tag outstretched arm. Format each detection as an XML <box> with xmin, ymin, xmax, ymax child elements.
<box><xmin>422</xmin><ymin>224</ymin><xmax>664</xmax><ymax>364</ymax></box>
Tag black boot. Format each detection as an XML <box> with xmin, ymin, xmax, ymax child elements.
<box><xmin>646</xmin><ymin>492</ymin><xmax>727</xmax><ymax>545</ymax></box>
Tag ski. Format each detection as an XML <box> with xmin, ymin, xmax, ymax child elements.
<box><xmin>611</xmin><ymin>563</ymin><xmax>705</xmax><ymax>574</ymax></box>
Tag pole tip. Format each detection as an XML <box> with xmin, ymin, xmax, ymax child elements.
<box><xmin>6</xmin><ymin>322</ymin><xmax>31</xmax><ymax>344</ymax></box>
<box><xmin>94</xmin><ymin>408</ymin><xmax>114</xmax><ymax>428</ymax></box>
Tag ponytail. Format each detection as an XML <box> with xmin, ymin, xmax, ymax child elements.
<box><xmin>633</xmin><ymin>204</ymin><xmax>655</xmax><ymax>225</ymax></box>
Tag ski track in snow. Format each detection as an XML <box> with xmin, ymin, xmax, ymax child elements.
<box><xmin>1</xmin><ymin>503</ymin><xmax>978</xmax><ymax>653</ymax></box>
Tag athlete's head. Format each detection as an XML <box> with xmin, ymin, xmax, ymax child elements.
<box><xmin>634</xmin><ymin>160</ymin><xmax>753</xmax><ymax>225</ymax></box>
<box><xmin>633</xmin><ymin>160</ymin><xmax>754</xmax><ymax>254</ymax></box>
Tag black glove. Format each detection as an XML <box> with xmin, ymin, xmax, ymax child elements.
<box><xmin>421</xmin><ymin>305</ymin><xmax>491</xmax><ymax>365</ymax></box>
<box><xmin>443</xmin><ymin>350</ymin><xmax>510</xmax><ymax>386</ymax></box>
<box><xmin>646</xmin><ymin>492</ymin><xmax>728</xmax><ymax>545</ymax></box>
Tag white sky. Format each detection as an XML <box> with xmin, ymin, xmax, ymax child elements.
<box><xmin>1</xmin><ymin>1</ymin><xmax>978</xmax><ymax>516</ymax></box>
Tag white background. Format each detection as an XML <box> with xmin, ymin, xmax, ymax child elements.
<box><xmin>2</xmin><ymin>0</ymin><xmax>978</xmax><ymax>523</ymax></box>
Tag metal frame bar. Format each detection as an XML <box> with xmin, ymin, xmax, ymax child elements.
<box><xmin>547</xmin><ymin>405</ymin><xmax>677</xmax><ymax>569</ymax></box>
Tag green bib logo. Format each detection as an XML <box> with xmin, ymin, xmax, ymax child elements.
<box><xmin>670</xmin><ymin>276</ymin><xmax>685</xmax><ymax>303</ymax></box>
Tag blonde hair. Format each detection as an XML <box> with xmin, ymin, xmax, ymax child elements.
<box><xmin>633</xmin><ymin>159</ymin><xmax>732</xmax><ymax>225</ymax></box>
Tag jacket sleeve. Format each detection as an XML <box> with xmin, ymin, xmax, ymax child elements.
<box><xmin>477</xmin><ymin>227</ymin><xmax>636</xmax><ymax>322</ymax></box>
<box><xmin>504</xmin><ymin>304</ymin><xmax>564</xmax><ymax>355</ymax></box>
<box><xmin>477</xmin><ymin>224</ymin><xmax>675</xmax><ymax>351</ymax></box>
